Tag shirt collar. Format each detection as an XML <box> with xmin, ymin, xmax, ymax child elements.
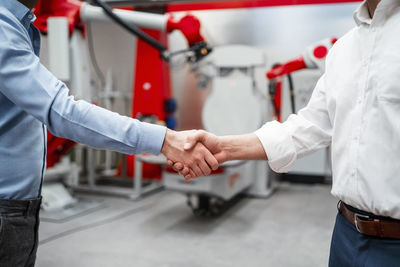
<box><xmin>0</xmin><ymin>0</ymin><xmax>36</xmax><ymax>29</ymax></box>
<box><xmin>353</xmin><ymin>0</ymin><xmax>400</xmax><ymax>26</ymax></box>
<box><xmin>353</xmin><ymin>1</ymin><xmax>372</xmax><ymax>26</ymax></box>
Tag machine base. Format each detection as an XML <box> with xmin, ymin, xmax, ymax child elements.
<box><xmin>164</xmin><ymin>161</ymin><xmax>275</xmax><ymax>216</ymax></box>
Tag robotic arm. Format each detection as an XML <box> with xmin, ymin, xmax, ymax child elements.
<box><xmin>33</xmin><ymin>0</ymin><xmax>211</xmax><ymax>63</ymax></box>
<box><xmin>33</xmin><ymin>0</ymin><xmax>212</xmax><ymax>168</ymax></box>
<box><xmin>266</xmin><ymin>37</ymin><xmax>337</xmax><ymax>121</ymax></box>
<box><xmin>267</xmin><ymin>37</ymin><xmax>337</xmax><ymax>79</ymax></box>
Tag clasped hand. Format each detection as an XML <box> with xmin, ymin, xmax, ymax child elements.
<box><xmin>161</xmin><ymin>129</ymin><xmax>226</xmax><ymax>179</ymax></box>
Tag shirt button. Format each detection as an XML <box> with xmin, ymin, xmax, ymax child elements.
<box><xmin>28</xmin><ymin>14</ymin><xmax>33</xmax><ymax>19</ymax></box>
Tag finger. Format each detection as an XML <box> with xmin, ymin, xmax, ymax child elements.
<box><xmin>198</xmin><ymin>158</ymin><xmax>212</xmax><ymax>176</ymax></box>
<box><xmin>184</xmin><ymin>130</ymin><xmax>207</xmax><ymax>151</ymax></box>
<box><xmin>204</xmin><ymin>151</ymin><xmax>219</xmax><ymax>171</ymax></box>
<box><xmin>167</xmin><ymin>160</ymin><xmax>174</xmax><ymax>166</ymax></box>
<box><xmin>179</xmin><ymin>166</ymin><xmax>190</xmax><ymax>176</ymax></box>
<box><xmin>172</xmin><ymin>162</ymin><xmax>184</xmax><ymax>171</ymax></box>
<box><xmin>192</xmin><ymin>164</ymin><xmax>203</xmax><ymax>177</ymax></box>
<box><xmin>187</xmin><ymin>169</ymin><xmax>196</xmax><ymax>179</ymax></box>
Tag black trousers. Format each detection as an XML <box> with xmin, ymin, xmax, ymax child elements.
<box><xmin>0</xmin><ymin>198</ymin><xmax>41</xmax><ymax>267</ymax></box>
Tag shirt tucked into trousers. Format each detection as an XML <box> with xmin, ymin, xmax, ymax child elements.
<box><xmin>255</xmin><ymin>0</ymin><xmax>400</xmax><ymax>265</ymax></box>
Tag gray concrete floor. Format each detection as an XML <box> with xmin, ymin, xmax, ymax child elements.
<box><xmin>36</xmin><ymin>183</ymin><xmax>338</xmax><ymax>267</ymax></box>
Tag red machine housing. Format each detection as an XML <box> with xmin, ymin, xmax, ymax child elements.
<box><xmin>33</xmin><ymin>0</ymin><xmax>83</xmax><ymax>35</ymax></box>
<box><xmin>266</xmin><ymin>37</ymin><xmax>338</xmax><ymax>121</ymax></box>
<box><xmin>128</xmin><ymin>28</ymin><xmax>172</xmax><ymax>179</ymax></box>
<box><xmin>47</xmin><ymin>132</ymin><xmax>76</xmax><ymax>168</ymax></box>
<box><xmin>167</xmin><ymin>0</ymin><xmax>361</xmax><ymax>11</ymax></box>
<box><xmin>166</xmin><ymin>15</ymin><xmax>205</xmax><ymax>46</ymax></box>
<box><xmin>267</xmin><ymin>57</ymin><xmax>307</xmax><ymax>80</ymax></box>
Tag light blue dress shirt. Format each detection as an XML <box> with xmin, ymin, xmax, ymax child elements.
<box><xmin>0</xmin><ymin>0</ymin><xmax>167</xmax><ymax>200</ymax></box>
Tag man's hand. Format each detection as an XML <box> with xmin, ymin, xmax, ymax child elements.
<box><xmin>168</xmin><ymin>130</ymin><xmax>228</xmax><ymax>178</ymax></box>
<box><xmin>161</xmin><ymin>129</ymin><xmax>219</xmax><ymax>177</ymax></box>
<box><xmin>168</xmin><ymin>131</ymin><xmax>268</xmax><ymax>179</ymax></box>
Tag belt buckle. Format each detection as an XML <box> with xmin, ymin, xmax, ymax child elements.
<box><xmin>354</xmin><ymin>213</ymin><xmax>370</xmax><ymax>233</ymax></box>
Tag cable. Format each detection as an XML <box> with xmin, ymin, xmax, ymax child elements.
<box><xmin>287</xmin><ymin>73</ymin><xmax>296</xmax><ymax>113</ymax></box>
<box><xmin>268</xmin><ymin>63</ymin><xmax>281</xmax><ymax>118</ymax></box>
<box><xmin>39</xmin><ymin>202</ymin><xmax>154</xmax><ymax>245</ymax></box>
<box><xmin>87</xmin><ymin>22</ymin><xmax>106</xmax><ymax>87</ymax></box>
<box><xmin>268</xmin><ymin>80</ymin><xmax>280</xmax><ymax>117</ymax></box>
<box><xmin>92</xmin><ymin>0</ymin><xmax>168</xmax><ymax>61</ymax></box>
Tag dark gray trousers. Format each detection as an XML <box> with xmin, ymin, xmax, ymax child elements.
<box><xmin>0</xmin><ymin>198</ymin><xmax>41</xmax><ymax>267</ymax></box>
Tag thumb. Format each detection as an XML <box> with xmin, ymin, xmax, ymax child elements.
<box><xmin>184</xmin><ymin>130</ymin><xmax>207</xmax><ymax>151</ymax></box>
<box><xmin>214</xmin><ymin>152</ymin><xmax>226</xmax><ymax>164</ymax></box>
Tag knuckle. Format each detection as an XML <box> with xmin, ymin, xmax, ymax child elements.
<box><xmin>186</xmin><ymin>160</ymin><xmax>194</xmax><ymax>167</ymax></box>
<box><xmin>199</xmin><ymin>147</ymin><xmax>207</xmax><ymax>153</ymax></box>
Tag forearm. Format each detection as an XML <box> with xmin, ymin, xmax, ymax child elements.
<box><xmin>0</xmin><ymin>38</ymin><xmax>167</xmax><ymax>155</ymax></box>
<box><xmin>219</xmin><ymin>133</ymin><xmax>268</xmax><ymax>162</ymax></box>
<box><xmin>49</xmin><ymin>87</ymin><xmax>166</xmax><ymax>155</ymax></box>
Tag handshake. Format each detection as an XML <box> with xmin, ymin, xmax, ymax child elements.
<box><xmin>161</xmin><ymin>129</ymin><xmax>267</xmax><ymax>179</ymax></box>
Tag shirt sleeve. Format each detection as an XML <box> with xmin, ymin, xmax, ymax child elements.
<box><xmin>255</xmin><ymin>73</ymin><xmax>332</xmax><ymax>173</ymax></box>
<box><xmin>0</xmin><ymin>17</ymin><xmax>166</xmax><ymax>155</ymax></box>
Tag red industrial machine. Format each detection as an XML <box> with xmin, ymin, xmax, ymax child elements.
<box><xmin>32</xmin><ymin>0</ymin><xmax>360</xmax><ymax>210</ymax></box>
<box><xmin>34</xmin><ymin>0</ymin><xmax>358</xmax><ymax>180</ymax></box>
<box><xmin>266</xmin><ymin>37</ymin><xmax>337</xmax><ymax>121</ymax></box>
<box><xmin>33</xmin><ymin>0</ymin><xmax>210</xmax><ymax>177</ymax></box>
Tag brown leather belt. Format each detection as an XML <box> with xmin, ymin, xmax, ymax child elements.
<box><xmin>339</xmin><ymin>201</ymin><xmax>400</xmax><ymax>239</ymax></box>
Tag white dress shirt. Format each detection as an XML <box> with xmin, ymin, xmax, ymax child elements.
<box><xmin>255</xmin><ymin>0</ymin><xmax>400</xmax><ymax>219</ymax></box>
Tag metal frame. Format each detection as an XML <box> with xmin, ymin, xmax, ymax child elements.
<box><xmin>72</xmin><ymin>150</ymin><xmax>164</xmax><ymax>200</ymax></box>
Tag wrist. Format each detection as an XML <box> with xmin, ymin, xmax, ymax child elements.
<box><xmin>219</xmin><ymin>136</ymin><xmax>236</xmax><ymax>162</ymax></box>
<box><xmin>219</xmin><ymin>133</ymin><xmax>267</xmax><ymax>161</ymax></box>
<box><xmin>161</xmin><ymin>129</ymin><xmax>174</xmax><ymax>156</ymax></box>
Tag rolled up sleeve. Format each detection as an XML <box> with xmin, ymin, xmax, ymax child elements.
<box><xmin>255</xmin><ymin>74</ymin><xmax>332</xmax><ymax>173</ymax></box>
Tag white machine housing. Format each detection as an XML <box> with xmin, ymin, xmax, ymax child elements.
<box><xmin>280</xmin><ymin>70</ymin><xmax>331</xmax><ymax>177</ymax></box>
<box><xmin>164</xmin><ymin>45</ymin><xmax>275</xmax><ymax>200</ymax></box>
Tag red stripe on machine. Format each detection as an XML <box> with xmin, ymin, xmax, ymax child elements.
<box><xmin>167</xmin><ymin>0</ymin><xmax>362</xmax><ymax>12</ymax></box>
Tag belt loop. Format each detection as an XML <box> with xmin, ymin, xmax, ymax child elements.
<box><xmin>373</xmin><ymin>219</ymin><xmax>383</xmax><ymax>237</ymax></box>
<box><xmin>25</xmin><ymin>200</ymin><xmax>31</xmax><ymax>218</ymax></box>
<box><xmin>337</xmin><ymin>200</ymin><xmax>342</xmax><ymax>213</ymax></box>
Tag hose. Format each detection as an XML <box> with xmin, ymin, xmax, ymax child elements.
<box><xmin>92</xmin><ymin>0</ymin><xmax>169</xmax><ymax>61</ymax></box>
<box><xmin>287</xmin><ymin>73</ymin><xmax>296</xmax><ymax>113</ymax></box>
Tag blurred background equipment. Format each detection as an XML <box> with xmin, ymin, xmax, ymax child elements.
<box><xmin>33</xmin><ymin>0</ymin><xmax>356</xmax><ymax>217</ymax></box>
<box><xmin>31</xmin><ymin>1</ymin><xmax>364</xmax><ymax>265</ymax></box>
<box><xmin>33</xmin><ymin>0</ymin><xmax>214</xmax><ymax>213</ymax></box>
<box><xmin>266</xmin><ymin>38</ymin><xmax>337</xmax><ymax>183</ymax></box>
<box><xmin>164</xmin><ymin>45</ymin><xmax>274</xmax><ymax>216</ymax></box>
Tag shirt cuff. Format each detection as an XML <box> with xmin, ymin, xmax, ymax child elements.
<box><xmin>254</xmin><ymin>121</ymin><xmax>297</xmax><ymax>173</ymax></box>
<box><xmin>136</xmin><ymin>122</ymin><xmax>167</xmax><ymax>155</ymax></box>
